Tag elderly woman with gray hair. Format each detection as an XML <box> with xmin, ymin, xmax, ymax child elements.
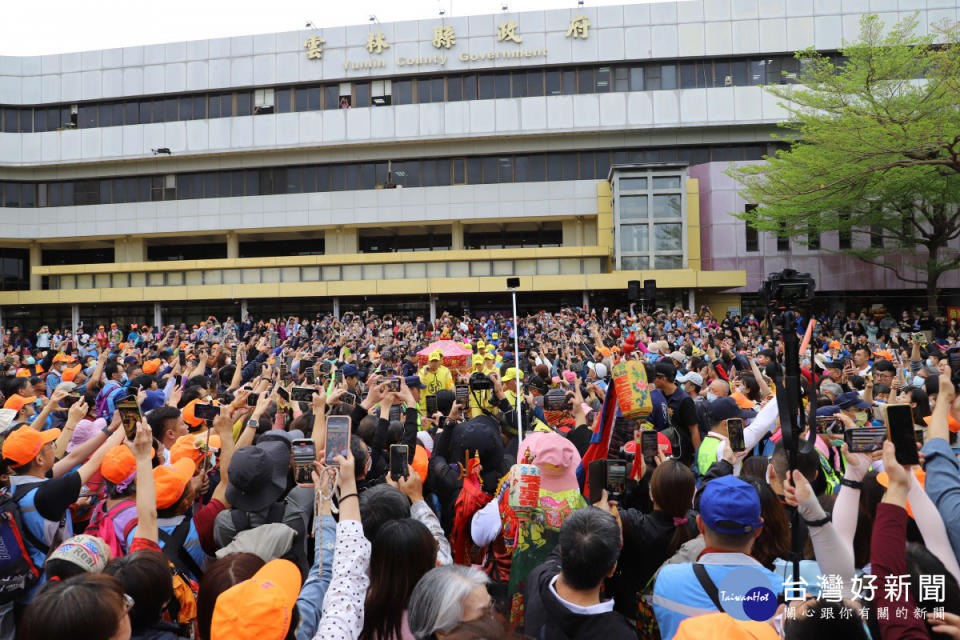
<box><xmin>406</xmin><ymin>565</ymin><xmax>503</xmax><ymax>640</ymax></box>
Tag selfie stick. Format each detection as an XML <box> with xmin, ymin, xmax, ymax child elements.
<box><xmin>509</xmin><ymin>281</ymin><xmax>523</xmax><ymax>442</ymax></box>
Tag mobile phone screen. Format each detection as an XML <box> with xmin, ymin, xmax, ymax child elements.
<box><xmin>291</xmin><ymin>387</ymin><xmax>314</xmax><ymax>403</ymax></box>
<box><xmin>425</xmin><ymin>395</ymin><xmax>438</xmax><ymax>415</ymax></box>
<box><xmin>388</xmin><ymin>405</ymin><xmax>402</xmax><ymax>422</ymax></box>
<box><xmin>178</xmin><ymin>350</ymin><xmax>186</xmax><ymax>367</ymax></box>
<box><xmin>292</xmin><ymin>439</ymin><xmax>316</xmax><ymax>485</ymax></box>
<box><xmin>247</xmin><ymin>392</ymin><xmax>259</xmax><ymax>407</ymax></box>
<box><xmin>194</xmin><ymin>403</ymin><xmax>219</xmax><ymax>421</ymax></box>
<box><xmin>340</xmin><ymin>392</ymin><xmax>356</xmax><ymax>406</ymax></box>
<box><xmin>390</xmin><ymin>444</ymin><xmax>409</xmax><ymax>480</ymax></box>
<box><xmin>305</xmin><ymin>368</ymin><xmax>316</xmax><ymax>385</ymax></box>
<box><xmin>844</xmin><ymin>426</ymin><xmax>886</xmax><ymax>453</ymax></box>
<box><xmin>606</xmin><ymin>460</ymin><xmax>626</xmax><ymax>499</ymax></box>
<box><xmin>641</xmin><ymin>430</ymin><xmax>659</xmax><ymax>459</ymax></box>
<box><xmin>727</xmin><ymin>418</ymin><xmax>745</xmax><ymax>452</ymax></box>
<box><xmin>277</xmin><ymin>386</ymin><xmax>290</xmax><ymax>402</ymax></box>
<box><xmin>886</xmin><ymin>403</ymin><xmax>920</xmax><ymax>465</ymax></box>
<box><xmin>117</xmin><ymin>397</ymin><xmax>141</xmax><ymax>440</ymax></box>
<box><xmin>324</xmin><ymin>416</ymin><xmax>351</xmax><ymax>465</ymax></box>
<box><xmin>389</xmin><ymin>378</ymin><xmax>401</xmax><ymax>392</ymax></box>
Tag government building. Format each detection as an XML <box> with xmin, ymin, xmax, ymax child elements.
<box><xmin>1</xmin><ymin>0</ymin><xmax>956</xmax><ymax>329</ymax></box>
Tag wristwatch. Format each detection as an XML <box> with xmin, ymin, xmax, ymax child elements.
<box><xmin>802</xmin><ymin>512</ymin><xmax>832</xmax><ymax>528</ymax></box>
<box><xmin>246</xmin><ymin>419</ymin><xmax>259</xmax><ymax>429</ymax></box>
<box><xmin>839</xmin><ymin>477</ymin><xmax>863</xmax><ymax>490</ymax></box>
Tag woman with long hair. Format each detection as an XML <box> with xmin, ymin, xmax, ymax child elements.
<box><xmin>360</xmin><ymin>518</ymin><xmax>438</xmax><ymax>640</ymax></box>
<box><xmin>608</xmin><ymin>457</ymin><xmax>696</xmax><ymax>620</ymax></box>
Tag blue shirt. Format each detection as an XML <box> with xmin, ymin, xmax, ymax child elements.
<box><xmin>295</xmin><ymin>514</ymin><xmax>337</xmax><ymax>640</ymax></box>
<box><xmin>922</xmin><ymin>438</ymin><xmax>960</xmax><ymax>565</ymax></box>
<box><xmin>653</xmin><ymin>554</ymin><xmax>783</xmax><ymax>639</ymax></box>
<box><xmin>127</xmin><ymin>515</ymin><xmax>206</xmax><ymax>582</ymax></box>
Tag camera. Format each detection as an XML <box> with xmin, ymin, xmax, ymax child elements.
<box><xmin>761</xmin><ymin>268</ymin><xmax>815</xmax><ymax>310</ymax></box>
<box><xmin>469</xmin><ymin>372</ymin><xmax>493</xmax><ymax>391</ymax></box>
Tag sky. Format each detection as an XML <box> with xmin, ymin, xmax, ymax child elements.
<box><xmin>1</xmin><ymin>0</ymin><xmax>677</xmax><ymax>56</ymax></box>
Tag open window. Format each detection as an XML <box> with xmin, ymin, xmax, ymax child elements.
<box><xmin>372</xmin><ymin>80</ymin><xmax>392</xmax><ymax>106</ymax></box>
<box><xmin>253</xmin><ymin>88</ymin><xmax>275</xmax><ymax>115</ymax></box>
<box><xmin>338</xmin><ymin>83</ymin><xmax>352</xmax><ymax>109</ymax></box>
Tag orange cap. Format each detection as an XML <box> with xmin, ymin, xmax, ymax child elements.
<box><xmin>599</xmin><ymin>347</ymin><xmax>612</xmax><ymax>358</ymax></box>
<box><xmin>15</xmin><ymin>369</ymin><xmax>30</xmax><ymax>378</ymax></box>
<box><xmin>210</xmin><ymin>559</ymin><xmax>301</xmax><ymax>640</ymax></box>
<box><xmin>101</xmin><ymin>444</ymin><xmax>153</xmax><ymax>484</ymax></box>
<box><xmin>154</xmin><ymin>458</ymin><xmax>196</xmax><ymax>509</ymax></box>
<box><xmin>142</xmin><ymin>359</ymin><xmax>162</xmax><ymax>375</ymax></box>
<box><xmin>731</xmin><ymin>391</ymin><xmax>757</xmax><ymax>409</ymax></box>
<box><xmin>876</xmin><ymin>468</ymin><xmax>926</xmax><ymax>518</ymax></box>
<box><xmin>674</xmin><ymin>612</ymin><xmax>778</xmax><ymax>639</ymax></box>
<box><xmin>62</xmin><ymin>364</ymin><xmax>82</xmax><ymax>382</ymax></box>
<box><xmin>1</xmin><ymin>427</ymin><xmax>61</xmax><ymax>466</ymax></box>
<box><xmin>3</xmin><ymin>394</ymin><xmax>35</xmax><ymax>412</ymax></box>
<box><xmin>169</xmin><ymin>433</ymin><xmax>222</xmax><ymax>466</ymax></box>
<box><xmin>922</xmin><ymin>413</ymin><xmax>960</xmax><ymax>433</ymax></box>
<box><xmin>829</xmin><ymin>340</ymin><xmax>842</xmax><ymax>350</ymax></box>
<box><xmin>182</xmin><ymin>399</ymin><xmax>204</xmax><ymax>428</ymax></box>
<box><xmin>412</xmin><ymin>444</ymin><xmax>429</xmax><ymax>484</ymax></box>
<box><xmin>52</xmin><ymin>353</ymin><xmax>75</xmax><ymax>364</ymax></box>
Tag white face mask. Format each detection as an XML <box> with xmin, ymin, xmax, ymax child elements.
<box><xmin>926</xmin><ymin>358</ymin><xmax>935</xmax><ymax>367</ymax></box>
<box><xmin>706</xmin><ymin>392</ymin><xmax>718</xmax><ymax>402</ymax></box>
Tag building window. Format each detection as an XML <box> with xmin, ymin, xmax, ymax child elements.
<box><xmin>359</xmin><ymin>228</ymin><xmax>451</xmax><ymax>253</ymax></box>
<box><xmin>614</xmin><ymin>170</ymin><xmax>685</xmax><ymax>270</ymax></box>
<box><xmin>464</xmin><ymin>222</ymin><xmax>562</xmax><ymax>249</ymax></box>
<box><xmin>839</xmin><ymin>211</ymin><xmax>852</xmax><ymax>250</ymax></box>
<box><xmin>777</xmin><ymin>223</ymin><xmax>789</xmax><ymax>251</ymax></box>
<box><xmin>870</xmin><ymin>225</ymin><xmax>884</xmax><ymax>248</ymax></box>
<box><xmin>808</xmin><ymin>228</ymin><xmax>820</xmax><ymax>250</ymax></box>
<box><xmin>0</xmin><ymin>248</ymin><xmax>29</xmax><ymax>290</ymax></box>
<box><xmin>147</xmin><ymin>243</ymin><xmax>227</xmax><ymax>261</ymax></box>
<box><xmin>744</xmin><ymin>205</ymin><xmax>759</xmax><ymax>252</ymax></box>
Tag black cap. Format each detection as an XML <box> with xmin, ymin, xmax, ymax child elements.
<box><xmin>654</xmin><ymin>361</ymin><xmax>677</xmax><ymax>380</ymax></box>
<box><xmin>707</xmin><ymin>397</ymin><xmax>756</xmax><ymax>422</ymax></box>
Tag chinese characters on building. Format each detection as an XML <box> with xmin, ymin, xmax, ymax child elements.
<box><xmin>305</xmin><ymin>15</ymin><xmax>593</xmax><ymax>67</ymax></box>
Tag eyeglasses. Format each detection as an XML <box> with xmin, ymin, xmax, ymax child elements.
<box><xmin>123</xmin><ymin>593</ymin><xmax>135</xmax><ymax>612</ymax></box>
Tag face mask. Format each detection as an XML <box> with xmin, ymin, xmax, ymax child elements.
<box><xmin>121</xmin><ymin>373</ymin><xmax>129</xmax><ymax>383</ymax></box>
<box><xmin>225</xmin><ymin>357</ymin><xmax>232</xmax><ymax>366</ymax></box>
<box><xmin>926</xmin><ymin>358</ymin><xmax>935</xmax><ymax>367</ymax></box>
<box><xmin>706</xmin><ymin>392</ymin><xmax>718</xmax><ymax>402</ymax></box>
<box><xmin>912</xmin><ymin>375</ymin><xmax>925</xmax><ymax>388</ymax></box>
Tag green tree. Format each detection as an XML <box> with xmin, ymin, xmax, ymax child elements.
<box><xmin>729</xmin><ymin>14</ymin><xmax>960</xmax><ymax>314</ymax></box>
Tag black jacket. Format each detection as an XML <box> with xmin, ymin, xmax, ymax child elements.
<box><xmin>607</xmin><ymin>506</ymin><xmax>697</xmax><ymax>618</ymax></box>
<box><xmin>523</xmin><ymin>548</ymin><xmax>635</xmax><ymax>640</ymax></box>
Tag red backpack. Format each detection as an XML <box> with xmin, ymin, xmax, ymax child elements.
<box><xmin>85</xmin><ymin>500</ymin><xmax>138</xmax><ymax>558</ymax></box>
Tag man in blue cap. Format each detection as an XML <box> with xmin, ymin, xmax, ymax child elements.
<box><xmin>695</xmin><ymin>396</ymin><xmax>756</xmax><ymax>476</ymax></box>
<box><xmin>341</xmin><ymin>363</ymin><xmax>364</xmax><ymax>396</ymax></box>
<box><xmin>835</xmin><ymin>391</ymin><xmax>872</xmax><ymax>426</ymax></box>
<box><xmin>653</xmin><ymin>475</ymin><xmax>782</xmax><ymax>638</ymax></box>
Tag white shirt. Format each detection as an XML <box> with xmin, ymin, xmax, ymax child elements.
<box><xmin>548</xmin><ymin>575</ymin><xmax>615</xmax><ymax>614</ymax></box>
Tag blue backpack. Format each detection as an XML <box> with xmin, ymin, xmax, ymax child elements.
<box><xmin>0</xmin><ymin>484</ymin><xmax>46</xmax><ymax>604</ymax></box>
<box><xmin>96</xmin><ymin>381</ymin><xmax>125</xmax><ymax>420</ymax></box>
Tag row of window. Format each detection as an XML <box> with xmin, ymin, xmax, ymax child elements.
<box><xmin>0</xmin><ymin>143</ymin><xmax>768</xmax><ymax>208</ymax></box>
<box><xmin>0</xmin><ymin>53</ymin><xmax>841</xmax><ymax>133</ymax></box>
<box><xmin>0</xmin><ymin>248</ymin><xmax>29</xmax><ymax>291</ymax></box>
<box><xmin>745</xmin><ymin>206</ymin><xmax>883</xmax><ymax>251</ymax></box>
<box><xmin>44</xmin><ymin>257</ymin><xmax>606</xmax><ymax>290</ymax></box>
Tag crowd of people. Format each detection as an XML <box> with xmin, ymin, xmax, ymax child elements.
<box><xmin>1</xmin><ymin>305</ymin><xmax>959</xmax><ymax>640</ymax></box>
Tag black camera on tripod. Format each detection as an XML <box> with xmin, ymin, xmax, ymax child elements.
<box><xmin>761</xmin><ymin>269</ymin><xmax>815</xmax><ymax>311</ymax></box>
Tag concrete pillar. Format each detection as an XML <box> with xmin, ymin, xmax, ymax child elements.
<box><xmin>561</xmin><ymin>219</ymin><xmax>584</xmax><ymax>247</ymax></box>
<box><xmin>332</xmin><ymin>296</ymin><xmax>341</xmax><ymax>318</ymax></box>
<box><xmin>451</xmin><ymin>221</ymin><xmax>464</xmax><ymax>250</ymax></box>
<box><xmin>153</xmin><ymin>303</ymin><xmax>162</xmax><ymax>329</ymax></box>
<box><xmin>688</xmin><ymin>289</ymin><xmax>696</xmax><ymax>313</ymax></box>
<box><xmin>115</xmin><ymin>237</ymin><xmax>145</xmax><ymax>263</ymax></box>
<box><xmin>29</xmin><ymin>243</ymin><xmax>41</xmax><ymax>291</ymax></box>
<box><xmin>226</xmin><ymin>232</ymin><xmax>239</xmax><ymax>259</ymax></box>
<box><xmin>429</xmin><ymin>294</ymin><xmax>438</xmax><ymax>322</ymax></box>
<box><xmin>582</xmin><ymin>291</ymin><xmax>589</xmax><ymax>311</ymax></box>
<box><xmin>71</xmin><ymin>304</ymin><xmax>80</xmax><ymax>334</ymax></box>
<box><xmin>240</xmin><ymin>299</ymin><xmax>249</xmax><ymax>320</ymax></box>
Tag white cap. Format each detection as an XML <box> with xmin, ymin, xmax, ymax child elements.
<box><xmin>676</xmin><ymin>371</ymin><xmax>704</xmax><ymax>387</ymax></box>
<box><xmin>594</xmin><ymin>363</ymin><xmax>608</xmax><ymax>378</ymax></box>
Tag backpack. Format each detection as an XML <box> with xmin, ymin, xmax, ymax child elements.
<box><xmin>85</xmin><ymin>499</ymin><xmax>138</xmax><ymax>558</ymax></box>
<box><xmin>0</xmin><ymin>484</ymin><xmax>46</xmax><ymax>604</ymax></box>
<box><xmin>95</xmin><ymin>382</ymin><xmax>124</xmax><ymax>420</ymax></box>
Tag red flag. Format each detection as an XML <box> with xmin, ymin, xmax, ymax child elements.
<box><xmin>578</xmin><ymin>382</ymin><xmax>618</xmax><ymax>499</ymax></box>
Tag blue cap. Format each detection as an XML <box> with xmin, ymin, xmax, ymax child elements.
<box><xmin>404</xmin><ymin>375</ymin><xmax>427</xmax><ymax>389</ymax></box>
<box><xmin>706</xmin><ymin>397</ymin><xmax>755</xmax><ymax>422</ymax></box>
<box><xmin>835</xmin><ymin>391</ymin><xmax>871</xmax><ymax>410</ymax></box>
<box><xmin>140</xmin><ymin>390</ymin><xmax>166</xmax><ymax>413</ymax></box>
<box><xmin>815</xmin><ymin>404</ymin><xmax>842</xmax><ymax>417</ymax></box>
<box><xmin>700</xmin><ymin>475</ymin><xmax>763</xmax><ymax>534</ymax></box>
<box><xmin>341</xmin><ymin>363</ymin><xmax>361</xmax><ymax>378</ymax></box>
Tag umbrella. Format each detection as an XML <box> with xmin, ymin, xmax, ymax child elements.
<box><xmin>416</xmin><ymin>340</ymin><xmax>473</xmax><ymax>371</ymax></box>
